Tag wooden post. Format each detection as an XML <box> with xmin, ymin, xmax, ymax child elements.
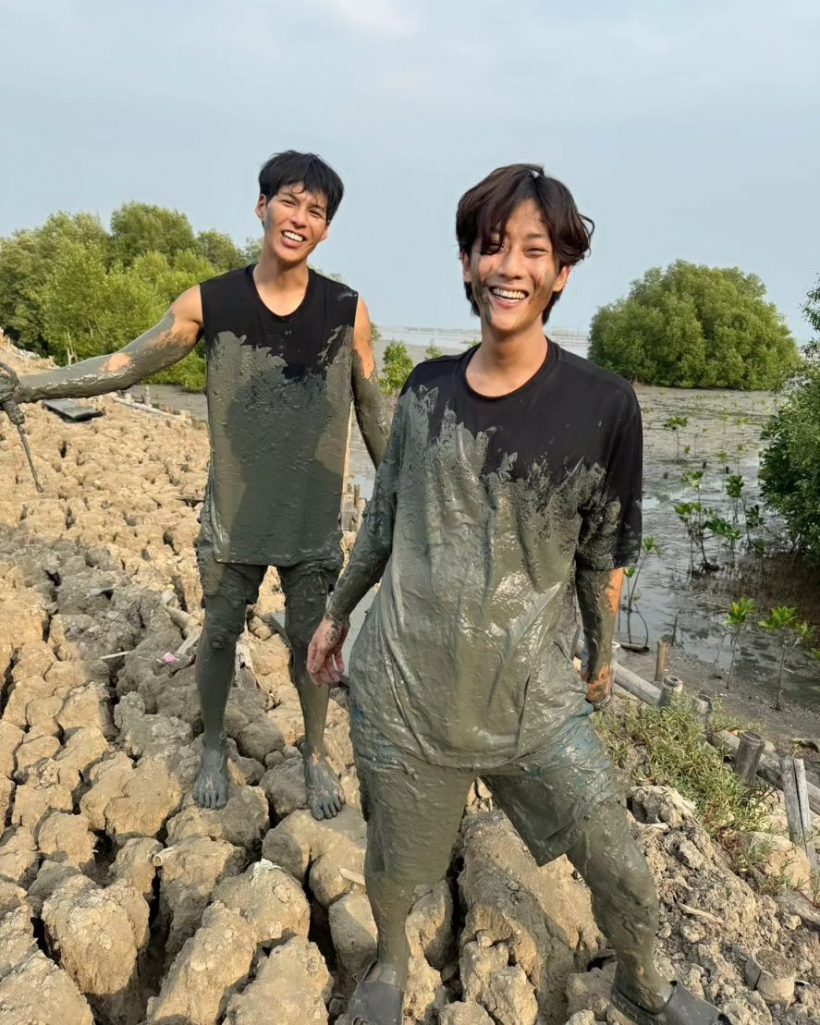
<box><xmin>781</xmin><ymin>756</ymin><xmax>818</xmax><ymax>873</ymax></box>
<box><xmin>734</xmin><ymin>731</ymin><xmax>765</xmax><ymax>785</ymax></box>
<box><xmin>658</xmin><ymin>674</ymin><xmax>684</xmax><ymax>708</ymax></box>
<box><xmin>654</xmin><ymin>640</ymin><xmax>669</xmax><ymax>683</ymax></box>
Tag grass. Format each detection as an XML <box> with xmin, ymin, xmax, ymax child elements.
<box><xmin>596</xmin><ymin>698</ymin><xmax>771</xmax><ymax>841</ymax></box>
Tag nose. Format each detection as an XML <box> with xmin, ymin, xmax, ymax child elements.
<box><xmin>290</xmin><ymin>205</ymin><xmax>308</xmax><ymax>228</ymax></box>
<box><xmin>496</xmin><ymin>245</ymin><xmax>524</xmax><ymax>280</ymax></box>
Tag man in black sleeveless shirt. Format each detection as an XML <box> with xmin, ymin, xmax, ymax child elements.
<box><xmin>5</xmin><ymin>151</ymin><xmax>389</xmax><ymax>819</ymax></box>
<box><xmin>309</xmin><ymin>166</ymin><xmax>727</xmax><ymax>1025</ymax></box>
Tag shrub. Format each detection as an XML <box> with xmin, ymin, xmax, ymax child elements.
<box><xmin>588</xmin><ymin>261</ymin><xmax>800</xmax><ymax>389</ymax></box>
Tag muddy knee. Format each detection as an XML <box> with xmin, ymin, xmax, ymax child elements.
<box><xmin>200</xmin><ymin>596</ymin><xmax>246</xmax><ymax>654</ymax></box>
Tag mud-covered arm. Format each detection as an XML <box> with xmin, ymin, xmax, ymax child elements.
<box><xmin>326</xmin><ymin>396</ymin><xmax>405</xmax><ymax>624</ymax></box>
<box><xmin>350</xmin><ymin>297</ymin><xmax>390</xmax><ymax>467</ymax></box>
<box><xmin>15</xmin><ymin>286</ymin><xmax>203</xmax><ymax>403</ymax></box>
<box><xmin>577</xmin><ymin>568</ymin><xmax>623</xmax><ymax>704</ymax></box>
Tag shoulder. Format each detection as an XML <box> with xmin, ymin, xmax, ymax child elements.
<box><xmin>554</xmin><ymin>344</ymin><xmax>640</xmax><ymax>421</ymax></box>
<box><xmin>401</xmin><ymin>351</ymin><xmax>464</xmax><ymax>398</ymax></box>
<box><xmin>312</xmin><ymin>269</ymin><xmax>359</xmax><ymax>305</ymax></box>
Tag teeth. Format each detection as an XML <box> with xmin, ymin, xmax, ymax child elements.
<box><xmin>491</xmin><ymin>287</ymin><xmax>526</xmax><ymax>300</ymax></box>
<box><xmin>283</xmin><ymin>231</ymin><xmax>305</xmax><ymax>242</ymax></box>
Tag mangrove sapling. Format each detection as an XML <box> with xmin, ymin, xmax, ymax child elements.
<box><xmin>719</xmin><ymin>598</ymin><xmax>756</xmax><ymax>690</ymax></box>
<box><xmin>705</xmin><ymin>514</ymin><xmax>743</xmax><ymax>570</ymax></box>
<box><xmin>663</xmin><ymin>415</ymin><xmax>688</xmax><ymax>462</ymax></box>
<box><xmin>621</xmin><ymin>537</ymin><xmax>661</xmax><ymax>649</ymax></box>
<box><xmin>726</xmin><ymin>474</ymin><xmax>745</xmax><ymax>529</ymax></box>
<box><xmin>758</xmin><ymin>607</ymin><xmax>814</xmax><ymax>711</ymax></box>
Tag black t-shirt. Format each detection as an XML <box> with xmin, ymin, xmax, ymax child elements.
<box><xmin>347</xmin><ymin>340</ymin><xmax>643</xmax><ymax>767</ymax></box>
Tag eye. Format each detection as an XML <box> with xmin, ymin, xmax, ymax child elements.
<box><xmin>281</xmin><ymin>196</ymin><xmax>295</xmax><ymax>206</ymax></box>
<box><xmin>527</xmin><ymin>249</ymin><xmax>548</xmax><ymax>257</ymax></box>
<box><xmin>481</xmin><ymin>241</ymin><xmax>502</xmax><ymax>255</ymax></box>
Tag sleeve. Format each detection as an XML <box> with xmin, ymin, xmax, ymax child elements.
<box><xmin>326</xmin><ymin>392</ymin><xmax>406</xmax><ymax>621</ymax></box>
<box><xmin>575</xmin><ymin>397</ymin><xmax>643</xmax><ymax>571</ymax></box>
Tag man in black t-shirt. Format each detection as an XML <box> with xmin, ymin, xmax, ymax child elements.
<box><xmin>1</xmin><ymin>151</ymin><xmax>389</xmax><ymax>819</ymax></box>
<box><xmin>309</xmin><ymin>166</ymin><xmax>727</xmax><ymax>1025</ymax></box>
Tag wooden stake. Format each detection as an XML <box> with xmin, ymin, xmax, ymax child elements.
<box><xmin>781</xmin><ymin>756</ymin><xmax>818</xmax><ymax>873</ymax></box>
<box><xmin>734</xmin><ymin>731</ymin><xmax>765</xmax><ymax>786</ymax></box>
<box><xmin>654</xmin><ymin>640</ymin><xmax>669</xmax><ymax>683</ymax></box>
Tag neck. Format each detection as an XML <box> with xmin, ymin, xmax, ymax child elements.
<box><xmin>254</xmin><ymin>242</ymin><xmax>310</xmax><ymax>292</ymax></box>
<box><xmin>471</xmin><ymin>321</ymin><xmax>548</xmax><ymax>385</ymax></box>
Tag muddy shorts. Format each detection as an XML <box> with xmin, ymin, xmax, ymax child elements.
<box><xmin>195</xmin><ymin>528</ymin><xmax>342</xmax><ymax>650</ymax></box>
<box><xmin>350</xmin><ymin>703</ymin><xmax>621</xmax><ymax>875</ymax></box>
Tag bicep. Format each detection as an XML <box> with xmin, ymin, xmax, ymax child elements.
<box><xmin>352</xmin><ymin>297</ymin><xmax>378</xmax><ymax>380</ymax></box>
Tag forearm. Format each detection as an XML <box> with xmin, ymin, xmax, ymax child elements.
<box><xmin>327</xmin><ymin>529</ymin><xmax>391</xmax><ymax>623</ymax></box>
<box><xmin>352</xmin><ymin>352</ymin><xmax>390</xmax><ymax>466</ymax></box>
<box><xmin>18</xmin><ymin>312</ymin><xmax>193</xmax><ymax>403</ymax></box>
<box><xmin>576</xmin><ymin>567</ymin><xmax>623</xmax><ymax>680</ymax></box>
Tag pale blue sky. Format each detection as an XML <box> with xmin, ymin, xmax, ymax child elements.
<box><xmin>2</xmin><ymin>0</ymin><xmax>819</xmax><ymax>338</ymax></box>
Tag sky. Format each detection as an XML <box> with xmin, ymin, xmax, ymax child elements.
<box><xmin>2</xmin><ymin>0</ymin><xmax>819</xmax><ymax>339</ymax></box>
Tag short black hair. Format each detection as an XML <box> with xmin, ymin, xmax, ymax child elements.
<box><xmin>258</xmin><ymin>150</ymin><xmax>344</xmax><ymax>222</ymax></box>
<box><xmin>456</xmin><ymin>163</ymin><xmax>594</xmax><ymax>323</ymax></box>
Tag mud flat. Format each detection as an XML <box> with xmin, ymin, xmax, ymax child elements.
<box><xmin>0</xmin><ymin>345</ymin><xmax>817</xmax><ymax>1025</ymax></box>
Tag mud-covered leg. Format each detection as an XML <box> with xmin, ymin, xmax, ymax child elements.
<box><xmin>193</xmin><ymin>593</ymin><xmax>246</xmax><ymax>809</ymax></box>
<box><xmin>567</xmin><ymin>799</ymin><xmax>671</xmax><ymax>1013</ymax></box>
<box><xmin>280</xmin><ymin>559</ymin><xmax>346</xmax><ymax>820</ymax></box>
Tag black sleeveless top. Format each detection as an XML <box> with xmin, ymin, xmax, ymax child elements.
<box><xmin>199</xmin><ymin>265</ymin><xmax>358</xmax><ymax>566</ymax></box>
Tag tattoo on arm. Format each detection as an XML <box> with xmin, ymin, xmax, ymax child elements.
<box><xmin>576</xmin><ymin>567</ymin><xmax>623</xmax><ymax>696</ymax></box>
<box><xmin>19</xmin><ymin>311</ymin><xmax>199</xmax><ymax>403</ymax></box>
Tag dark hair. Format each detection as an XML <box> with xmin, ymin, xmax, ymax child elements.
<box><xmin>456</xmin><ymin>163</ymin><xmax>594</xmax><ymax>323</ymax></box>
<box><xmin>258</xmin><ymin>150</ymin><xmax>344</xmax><ymax>222</ymax></box>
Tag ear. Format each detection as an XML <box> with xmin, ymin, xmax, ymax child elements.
<box><xmin>318</xmin><ymin>222</ymin><xmax>330</xmax><ymax>245</ymax></box>
<box><xmin>552</xmin><ymin>264</ymin><xmax>572</xmax><ymax>294</ymax></box>
<box><xmin>255</xmin><ymin>194</ymin><xmax>268</xmax><ymax>222</ymax></box>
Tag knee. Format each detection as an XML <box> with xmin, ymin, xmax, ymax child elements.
<box><xmin>202</xmin><ymin>599</ymin><xmax>245</xmax><ymax>652</ymax></box>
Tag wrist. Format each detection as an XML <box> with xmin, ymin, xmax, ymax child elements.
<box><xmin>324</xmin><ymin>598</ymin><xmax>348</xmax><ymax>629</ymax></box>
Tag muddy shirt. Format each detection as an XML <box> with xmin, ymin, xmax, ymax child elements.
<box><xmin>199</xmin><ymin>266</ymin><xmax>358</xmax><ymax>566</ymax></box>
<box><xmin>336</xmin><ymin>342</ymin><xmax>642</xmax><ymax>768</ymax></box>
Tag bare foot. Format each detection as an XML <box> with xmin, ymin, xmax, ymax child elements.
<box><xmin>304</xmin><ymin>751</ymin><xmax>345</xmax><ymax>820</ymax></box>
<box><xmin>193</xmin><ymin>743</ymin><xmax>229</xmax><ymax>809</ymax></box>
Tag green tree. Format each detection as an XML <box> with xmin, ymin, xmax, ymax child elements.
<box><xmin>758</xmin><ymin>607</ymin><xmax>813</xmax><ymax>710</ymax></box>
<box><xmin>760</xmin><ymin>279</ymin><xmax>820</xmax><ymax>561</ymax></box>
<box><xmin>109</xmin><ymin>202</ymin><xmax>196</xmax><ymax>265</ymax></box>
<box><xmin>379</xmin><ymin>341</ymin><xmax>414</xmax><ymax>396</ymax></box>
<box><xmin>588</xmin><ymin>261</ymin><xmax>800</xmax><ymax>389</ymax></box>
<box><xmin>195</xmin><ymin>229</ymin><xmax>245</xmax><ymax>272</ymax></box>
<box><xmin>424</xmin><ymin>343</ymin><xmax>443</xmax><ymax>360</ymax></box>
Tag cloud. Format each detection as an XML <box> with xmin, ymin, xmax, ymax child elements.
<box><xmin>311</xmin><ymin>0</ymin><xmax>419</xmax><ymax>38</ymax></box>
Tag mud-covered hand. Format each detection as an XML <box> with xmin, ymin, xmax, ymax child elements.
<box><xmin>582</xmin><ymin>663</ymin><xmax>612</xmax><ymax>709</ymax></box>
<box><xmin>0</xmin><ymin>362</ymin><xmax>23</xmax><ymax>413</ymax></box>
<box><xmin>307</xmin><ymin>614</ymin><xmax>349</xmax><ymax>687</ymax></box>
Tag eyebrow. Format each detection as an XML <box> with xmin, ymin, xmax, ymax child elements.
<box><xmin>282</xmin><ymin>187</ymin><xmax>327</xmax><ymax>211</ymax></box>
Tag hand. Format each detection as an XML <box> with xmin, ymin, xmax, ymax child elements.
<box><xmin>307</xmin><ymin>614</ymin><xmax>349</xmax><ymax>687</ymax></box>
<box><xmin>582</xmin><ymin>664</ymin><xmax>612</xmax><ymax>709</ymax></box>
<box><xmin>0</xmin><ymin>362</ymin><xmax>22</xmax><ymax>409</ymax></box>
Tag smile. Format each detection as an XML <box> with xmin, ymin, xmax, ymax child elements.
<box><xmin>489</xmin><ymin>287</ymin><xmax>527</xmax><ymax>303</ymax></box>
<box><xmin>282</xmin><ymin>231</ymin><xmax>306</xmax><ymax>243</ymax></box>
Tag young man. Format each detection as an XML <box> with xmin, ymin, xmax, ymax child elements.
<box><xmin>2</xmin><ymin>151</ymin><xmax>389</xmax><ymax>819</ymax></box>
<box><xmin>308</xmin><ymin>165</ymin><xmax>727</xmax><ymax>1024</ymax></box>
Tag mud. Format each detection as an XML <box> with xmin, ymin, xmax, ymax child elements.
<box><xmin>0</xmin><ymin>343</ymin><xmax>817</xmax><ymax>1025</ymax></box>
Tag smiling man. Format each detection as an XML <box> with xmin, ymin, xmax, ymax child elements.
<box><xmin>3</xmin><ymin>150</ymin><xmax>389</xmax><ymax>819</ymax></box>
<box><xmin>309</xmin><ymin>164</ymin><xmax>728</xmax><ymax>1025</ymax></box>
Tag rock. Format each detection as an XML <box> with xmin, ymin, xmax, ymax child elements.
<box><xmin>740</xmin><ymin>832</ymin><xmax>812</xmax><ymax>890</ymax></box>
<box><xmin>36</xmin><ymin>811</ymin><xmax>96</xmax><ymax>869</ymax></box>
<box><xmin>104</xmin><ymin>756</ymin><xmax>184</xmax><ymax>843</ymax></box>
<box><xmin>0</xmin><ymin>721</ymin><xmax>25</xmax><ymax>778</ymax></box>
<box><xmin>565</xmin><ymin>965</ymin><xmax>615</xmax><ymax>1020</ymax></box>
<box><xmin>564</xmin><ymin>1013</ymin><xmax>596</xmax><ymax>1025</ymax></box>
<box><xmin>0</xmin><ymin>951</ymin><xmax>94</xmax><ymax>1025</ymax></box>
<box><xmin>0</xmin><ymin>827</ymin><xmax>40</xmax><ymax>887</ymax></box>
<box><xmin>27</xmin><ymin>860</ymin><xmax>79</xmax><ymax>915</ymax></box>
<box><xmin>42</xmin><ymin>875</ymin><xmax>149</xmax><ymax>998</ymax></box>
<box><xmin>156</xmin><ymin>836</ymin><xmax>245</xmax><ymax>958</ymax></box>
<box><xmin>114</xmin><ymin>690</ymin><xmax>193</xmax><ymax>759</ymax></box>
<box><xmin>56</xmin><ymin>682</ymin><xmax>113</xmax><ymax>739</ymax></box>
<box><xmin>403</xmin><ymin>955</ymin><xmax>448</xmax><ymax>1024</ymax></box>
<box><xmin>10</xmin><ymin>776</ymin><xmax>73</xmax><ymax>834</ymax></box>
<box><xmin>0</xmin><ymin>878</ymin><xmax>29</xmax><ymax>915</ymax></box>
<box><xmin>261</xmin><ymin>805</ymin><xmax>366</xmax><ymax>907</ymax></box>
<box><xmin>328</xmin><ymin>890</ymin><xmax>377</xmax><ymax>980</ymax></box>
<box><xmin>407</xmin><ymin>880</ymin><xmax>454</xmax><ymax>969</ymax></box>
<box><xmin>165</xmin><ymin>785</ymin><xmax>269</xmax><ymax>850</ymax></box>
<box><xmin>146</xmin><ymin>902</ymin><xmax>256</xmax><ymax>1025</ymax></box>
<box><xmin>0</xmin><ymin>906</ymin><xmax>37</xmax><ymax>975</ymax></box>
<box><xmin>212</xmin><ymin>858</ymin><xmax>310</xmax><ymax>948</ymax></box>
<box><xmin>222</xmin><ymin>936</ymin><xmax>331</xmax><ymax>1024</ymax></box>
<box><xmin>78</xmin><ymin>752</ymin><xmax>134</xmax><ymax>831</ymax></box>
<box><xmin>54</xmin><ymin>726</ymin><xmax>109</xmax><ymax>775</ymax></box>
<box><xmin>110</xmin><ymin>836</ymin><xmax>163</xmax><ymax>899</ymax></box>
<box><xmin>438</xmin><ymin>1002</ymin><xmax>495</xmax><ymax>1025</ymax></box>
<box><xmin>630</xmin><ymin>786</ymin><xmax>696</xmax><ymax>829</ymax></box>
<box><xmin>13</xmin><ymin>732</ymin><xmax>61</xmax><ymax>777</ymax></box>
<box><xmin>259</xmin><ymin>756</ymin><xmax>308</xmax><ymax>818</ymax></box>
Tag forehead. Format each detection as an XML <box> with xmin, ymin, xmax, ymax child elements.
<box><xmin>500</xmin><ymin>199</ymin><xmax>549</xmax><ymax>238</ymax></box>
<box><xmin>275</xmin><ymin>182</ymin><xmax>328</xmax><ymax>208</ymax></box>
